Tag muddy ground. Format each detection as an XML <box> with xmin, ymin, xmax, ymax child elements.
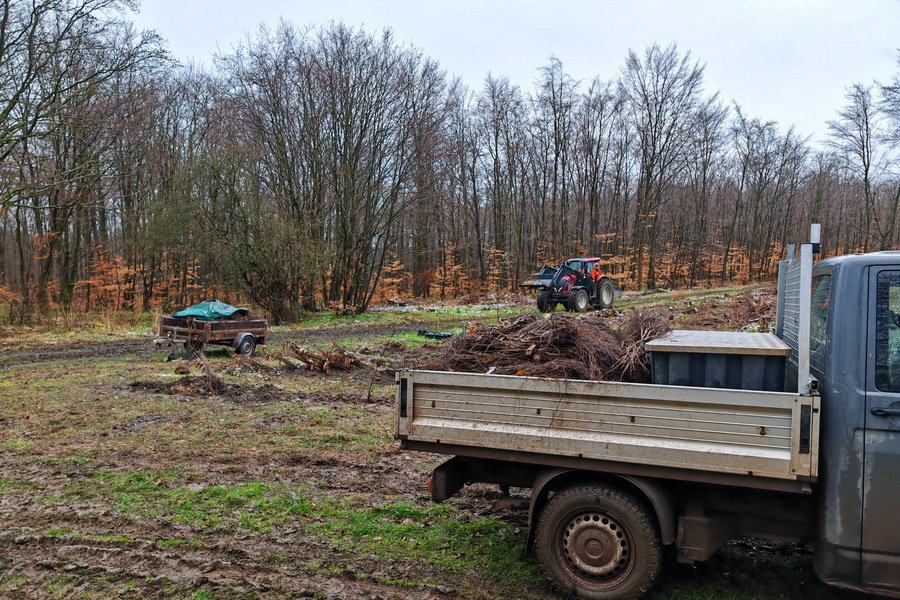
<box><xmin>0</xmin><ymin>364</ymin><xmax>484</xmax><ymax>599</ymax></box>
<box><xmin>0</xmin><ymin>291</ymin><xmax>869</xmax><ymax>600</ymax></box>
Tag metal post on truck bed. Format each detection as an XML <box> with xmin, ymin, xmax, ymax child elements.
<box><xmin>797</xmin><ymin>241</ymin><xmax>812</xmax><ymax>394</ymax></box>
<box><xmin>776</xmin><ymin>225</ymin><xmax>818</xmax><ymax>396</ymax></box>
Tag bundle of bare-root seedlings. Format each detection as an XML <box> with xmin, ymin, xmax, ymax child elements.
<box><xmin>424</xmin><ymin>311</ymin><xmax>669</xmax><ymax>383</ymax></box>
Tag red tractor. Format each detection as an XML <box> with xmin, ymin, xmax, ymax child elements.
<box><xmin>521</xmin><ymin>258</ymin><xmax>618</xmax><ymax>312</ymax></box>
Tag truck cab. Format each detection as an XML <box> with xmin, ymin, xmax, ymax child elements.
<box><xmin>810</xmin><ymin>252</ymin><xmax>900</xmax><ymax>595</ymax></box>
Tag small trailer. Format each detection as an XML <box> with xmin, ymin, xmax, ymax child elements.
<box><xmin>157</xmin><ymin>300</ymin><xmax>267</xmax><ymax>358</ymax></box>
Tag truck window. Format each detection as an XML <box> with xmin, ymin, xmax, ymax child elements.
<box><xmin>810</xmin><ymin>275</ymin><xmax>831</xmax><ymax>372</ymax></box>
<box><xmin>875</xmin><ymin>271</ymin><xmax>900</xmax><ymax>392</ymax></box>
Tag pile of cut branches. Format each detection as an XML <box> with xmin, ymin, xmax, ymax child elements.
<box><xmin>289</xmin><ymin>341</ymin><xmax>362</xmax><ymax>373</ymax></box>
<box><xmin>424</xmin><ymin>311</ymin><xmax>668</xmax><ymax>383</ymax></box>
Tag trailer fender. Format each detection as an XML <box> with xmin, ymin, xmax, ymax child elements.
<box><xmin>525</xmin><ymin>468</ymin><xmax>676</xmax><ymax>555</ymax></box>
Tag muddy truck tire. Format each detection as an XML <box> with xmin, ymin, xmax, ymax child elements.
<box><xmin>534</xmin><ymin>484</ymin><xmax>661</xmax><ymax>600</ymax></box>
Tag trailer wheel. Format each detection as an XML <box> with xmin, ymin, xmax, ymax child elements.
<box><xmin>567</xmin><ymin>289</ymin><xmax>589</xmax><ymax>313</ymax></box>
<box><xmin>236</xmin><ymin>334</ymin><xmax>257</xmax><ymax>358</ymax></box>
<box><xmin>534</xmin><ymin>484</ymin><xmax>661</xmax><ymax>600</ymax></box>
<box><xmin>597</xmin><ymin>279</ymin><xmax>615</xmax><ymax>309</ymax></box>
<box><xmin>537</xmin><ymin>290</ymin><xmax>555</xmax><ymax>313</ymax></box>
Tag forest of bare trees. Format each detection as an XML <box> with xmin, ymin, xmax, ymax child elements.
<box><xmin>2</xmin><ymin>1</ymin><xmax>900</xmax><ymax>322</ymax></box>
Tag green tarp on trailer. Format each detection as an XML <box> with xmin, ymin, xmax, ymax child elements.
<box><xmin>173</xmin><ymin>300</ymin><xmax>249</xmax><ymax>321</ymax></box>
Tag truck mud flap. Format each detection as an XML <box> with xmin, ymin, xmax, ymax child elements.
<box><xmin>430</xmin><ymin>456</ymin><xmax>469</xmax><ymax>502</ymax></box>
<box><xmin>429</xmin><ymin>456</ymin><xmax>541</xmax><ymax>502</ymax></box>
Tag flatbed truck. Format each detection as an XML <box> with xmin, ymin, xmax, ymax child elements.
<box><xmin>395</xmin><ymin>232</ymin><xmax>900</xmax><ymax>599</ymax></box>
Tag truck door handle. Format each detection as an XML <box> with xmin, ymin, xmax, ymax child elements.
<box><xmin>871</xmin><ymin>407</ymin><xmax>900</xmax><ymax>417</ymax></box>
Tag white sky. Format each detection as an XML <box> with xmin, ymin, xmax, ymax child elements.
<box><xmin>131</xmin><ymin>0</ymin><xmax>900</xmax><ymax>144</ymax></box>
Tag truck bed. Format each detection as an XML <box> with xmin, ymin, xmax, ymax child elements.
<box><xmin>396</xmin><ymin>370</ymin><xmax>819</xmax><ymax>492</ymax></box>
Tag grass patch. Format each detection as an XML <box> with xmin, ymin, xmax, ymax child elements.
<box><xmin>73</xmin><ymin>469</ymin><xmax>542</xmax><ymax>590</ymax></box>
<box><xmin>3</xmin><ymin>438</ymin><xmax>33</xmax><ymax>452</ymax></box>
<box><xmin>312</xmin><ymin>500</ymin><xmax>541</xmax><ymax>587</ymax></box>
<box><xmin>43</xmin><ymin>528</ymin><xmax>134</xmax><ymax>544</ymax></box>
<box><xmin>91</xmin><ymin>472</ymin><xmax>314</xmax><ymax>533</ymax></box>
<box><xmin>0</xmin><ymin>476</ymin><xmax>38</xmax><ymax>494</ymax></box>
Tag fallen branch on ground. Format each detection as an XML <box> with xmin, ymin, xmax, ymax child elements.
<box><xmin>289</xmin><ymin>341</ymin><xmax>362</xmax><ymax>373</ymax></box>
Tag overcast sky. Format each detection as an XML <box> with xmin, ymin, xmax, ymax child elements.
<box><xmin>131</xmin><ymin>0</ymin><xmax>900</xmax><ymax>145</ymax></box>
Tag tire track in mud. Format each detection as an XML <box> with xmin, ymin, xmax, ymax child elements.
<box><xmin>0</xmin><ymin>530</ymin><xmax>452</xmax><ymax>599</ymax></box>
<box><xmin>0</xmin><ymin>451</ymin><xmax>455</xmax><ymax>600</ymax></box>
<box><xmin>0</xmin><ymin>338</ymin><xmax>155</xmax><ymax>368</ymax></box>
<box><xmin>0</xmin><ymin>318</ymin><xmax>472</xmax><ymax>369</ymax></box>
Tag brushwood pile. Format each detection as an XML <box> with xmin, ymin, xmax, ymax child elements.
<box><xmin>424</xmin><ymin>311</ymin><xmax>669</xmax><ymax>383</ymax></box>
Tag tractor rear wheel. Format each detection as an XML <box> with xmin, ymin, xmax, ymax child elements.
<box><xmin>597</xmin><ymin>279</ymin><xmax>615</xmax><ymax>309</ymax></box>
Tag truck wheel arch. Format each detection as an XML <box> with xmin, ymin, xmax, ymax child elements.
<box><xmin>526</xmin><ymin>468</ymin><xmax>677</xmax><ymax>553</ymax></box>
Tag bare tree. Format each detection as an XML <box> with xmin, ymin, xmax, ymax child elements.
<box><xmin>828</xmin><ymin>83</ymin><xmax>900</xmax><ymax>251</ymax></box>
<box><xmin>621</xmin><ymin>43</ymin><xmax>705</xmax><ymax>288</ymax></box>
<box><xmin>679</xmin><ymin>97</ymin><xmax>728</xmax><ymax>285</ymax></box>
<box><xmin>530</xmin><ymin>58</ymin><xmax>577</xmax><ymax>259</ymax></box>
<box><xmin>2</xmin><ymin>3</ymin><xmax>164</xmax><ymax>311</ymax></box>
<box><xmin>475</xmin><ymin>74</ymin><xmax>526</xmax><ymax>281</ymax></box>
<box><xmin>0</xmin><ymin>1</ymin><xmax>161</xmax><ymax>209</ymax></box>
<box><xmin>572</xmin><ymin>78</ymin><xmax>621</xmax><ymax>259</ymax></box>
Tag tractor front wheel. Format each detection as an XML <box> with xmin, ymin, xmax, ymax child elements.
<box><xmin>538</xmin><ymin>290</ymin><xmax>555</xmax><ymax>313</ymax></box>
<box><xmin>567</xmin><ymin>289</ymin><xmax>590</xmax><ymax>313</ymax></box>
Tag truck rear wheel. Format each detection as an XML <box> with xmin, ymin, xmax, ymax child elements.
<box><xmin>534</xmin><ymin>484</ymin><xmax>661</xmax><ymax>600</ymax></box>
